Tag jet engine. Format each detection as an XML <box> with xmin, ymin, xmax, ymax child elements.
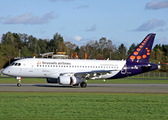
<box><xmin>58</xmin><ymin>76</ymin><xmax>83</xmax><ymax>85</ymax></box>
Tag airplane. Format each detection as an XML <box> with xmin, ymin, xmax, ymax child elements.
<box><xmin>1</xmin><ymin>33</ymin><xmax>160</xmax><ymax>88</ymax></box>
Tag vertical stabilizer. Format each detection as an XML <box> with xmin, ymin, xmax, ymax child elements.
<box><xmin>127</xmin><ymin>33</ymin><xmax>156</xmax><ymax>63</ymax></box>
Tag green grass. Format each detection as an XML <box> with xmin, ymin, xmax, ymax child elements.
<box><xmin>0</xmin><ymin>92</ymin><xmax>168</xmax><ymax>120</ymax></box>
<box><xmin>0</xmin><ymin>76</ymin><xmax>168</xmax><ymax>84</ymax></box>
<box><xmin>0</xmin><ymin>77</ymin><xmax>46</xmax><ymax>83</ymax></box>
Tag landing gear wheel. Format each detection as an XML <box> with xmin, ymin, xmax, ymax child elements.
<box><xmin>17</xmin><ymin>83</ymin><xmax>21</xmax><ymax>87</ymax></box>
<box><xmin>80</xmin><ymin>82</ymin><xmax>87</xmax><ymax>88</ymax></box>
<box><xmin>17</xmin><ymin>78</ymin><xmax>22</xmax><ymax>87</ymax></box>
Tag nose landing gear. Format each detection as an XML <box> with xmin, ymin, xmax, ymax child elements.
<box><xmin>16</xmin><ymin>77</ymin><xmax>22</xmax><ymax>87</ymax></box>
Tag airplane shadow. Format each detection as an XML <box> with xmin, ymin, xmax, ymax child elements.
<box><xmin>32</xmin><ymin>84</ymin><xmax>107</xmax><ymax>88</ymax></box>
<box><xmin>33</xmin><ymin>84</ymin><xmax>80</xmax><ymax>88</ymax></box>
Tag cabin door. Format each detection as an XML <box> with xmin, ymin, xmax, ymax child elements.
<box><xmin>28</xmin><ymin>60</ymin><xmax>34</xmax><ymax>72</ymax></box>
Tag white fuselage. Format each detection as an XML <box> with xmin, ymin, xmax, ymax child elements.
<box><xmin>3</xmin><ymin>58</ymin><xmax>126</xmax><ymax>79</ymax></box>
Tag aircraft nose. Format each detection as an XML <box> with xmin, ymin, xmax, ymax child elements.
<box><xmin>1</xmin><ymin>68</ymin><xmax>10</xmax><ymax>76</ymax></box>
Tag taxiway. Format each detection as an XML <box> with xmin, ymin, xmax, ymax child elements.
<box><xmin>0</xmin><ymin>83</ymin><xmax>168</xmax><ymax>93</ymax></box>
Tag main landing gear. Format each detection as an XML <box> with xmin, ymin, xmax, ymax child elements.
<box><xmin>16</xmin><ymin>77</ymin><xmax>22</xmax><ymax>87</ymax></box>
<box><xmin>72</xmin><ymin>82</ymin><xmax>87</xmax><ymax>88</ymax></box>
<box><xmin>80</xmin><ymin>82</ymin><xmax>87</xmax><ymax>88</ymax></box>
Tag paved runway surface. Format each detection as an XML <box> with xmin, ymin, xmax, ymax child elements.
<box><xmin>0</xmin><ymin>83</ymin><xmax>168</xmax><ymax>93</ymax></box>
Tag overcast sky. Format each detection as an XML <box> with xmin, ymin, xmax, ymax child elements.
<box><xmin>0</xmin><ymin>0</ymin><xmax>168</xmax><ymax>47</ymax></box>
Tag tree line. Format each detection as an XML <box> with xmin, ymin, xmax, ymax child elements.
<box><xmin>0</xmin><ymin>31</ymin><xmax>168</xmax><ymax>72</ymax></box>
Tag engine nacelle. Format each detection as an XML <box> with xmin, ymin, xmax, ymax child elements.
<box><xmin>46</xmin><ymin>78</ymin><xmax>59</xmax><ymax>83</ymax></box>
<box><xmin>58</xmin><ymin>76</ymin><xmax>83</xmax><ymax>85</ymax></box>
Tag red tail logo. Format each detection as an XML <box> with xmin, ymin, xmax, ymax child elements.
<box><xmin>37</xmin><ymin>61</ymin><xmax>41</xmax><ymax>65</ymax></box>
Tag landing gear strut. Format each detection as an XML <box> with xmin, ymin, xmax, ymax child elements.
<box><xmin>80</xmin><ymin>82</ymin><xmax>87</xmax><ymax>88</ymax></box>
<box><xmin>16</xmin><ymin>77</ymin><xmax>22</xmax><ymax>87</ymax></box>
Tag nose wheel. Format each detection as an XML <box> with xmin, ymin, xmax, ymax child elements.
<box><xmin>16</xmin><ymin>77</ymin><xmax>22</xmax><ymax>87</ymax></box>
<box><xmin>17</xmin><ymin>83</ymin><xmax>21</xmax><ymax>87</ymax></box>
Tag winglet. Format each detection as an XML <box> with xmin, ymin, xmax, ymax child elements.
<box><xmin>126</xmin><ymin>33</ymin><xmax>156</xmax><ymax>63</ymax></box>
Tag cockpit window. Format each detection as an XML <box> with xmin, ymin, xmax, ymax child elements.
<box><xmin>11</xmin><ymin>62</ymin><xmax>15</xmax><ymax>66</ymax></box>
<box><xmin>10</xmin><ymin>62</ymin><xmax>21</xmax><ymax>66</ymax></box>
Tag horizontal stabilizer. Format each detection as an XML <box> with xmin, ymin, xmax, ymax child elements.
<box><xmin>141</xmin><ymin>66</ymin><xmax>152</xmax><ymax>73</ymax></box>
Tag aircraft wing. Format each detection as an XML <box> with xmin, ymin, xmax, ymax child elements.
<box><xmin>75</xmin><ymin>69</ymin><xmax>113</xmax><ymax>75</ymax></box>
<box><xmin>60</xmin><ymin>69</ymin><xmax>116</xmax><ymax>79</ymax></box>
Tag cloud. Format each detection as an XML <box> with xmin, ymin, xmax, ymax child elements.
<box><xmin>0</xmin><ymin>11</ymin><xmax>56</xmax><ymax>24</ymax></box>
<box><xmin>75</xmin><ymin>5</ymin><xmax>89</xmax><ymax>9</ymax></box>
<box><xmin>63</xmin><ymin>35</ymin><xmax>89</xmax><ymax>46</ymax></box>
<box><xmin>145</xmin><ymin>0</ymin><xmax>168</xmax><ymax>10</ymax></box>
<box><xmin>42</xmin><ymin>36</ymin><xmax>50</xmax><ymax>40</ymax></box>
<box><xmin>73</xmin><ymin>35</ymin><xmax>82</xmax><ymax>41</ymax></box>
<box><xmin>85</xmin><ymin>24</ymin><xmax>97</xmax><ymax>32</ymax></box>
<box><xmin>49</xmin><ymin>0</ymin><xmax>74</xmax><ymax>2</ymax></box>
<box><xmin>0</xmin><ymin>16</ymin><xmax>7</xmax><ymax>22</ymax></box>
<box><xmin>134</xmin><ymin>19</ymin><xmax>166</xmax><ymax>31</ymax></box>
<box><xmin>155</xmin><ymin>37</ymin><xmax>168</xmax><ymax>44</ymax></box>
<box><xmin>157</xmin><ymin>28</ymin><xmax>168</xmax><ymax>32</ymax></box>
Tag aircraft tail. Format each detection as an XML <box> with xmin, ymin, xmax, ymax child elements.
<box><xmin>126</xmin><ymin>33</ymin><xmax>156</xmax><ymax>63</ymax></box>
